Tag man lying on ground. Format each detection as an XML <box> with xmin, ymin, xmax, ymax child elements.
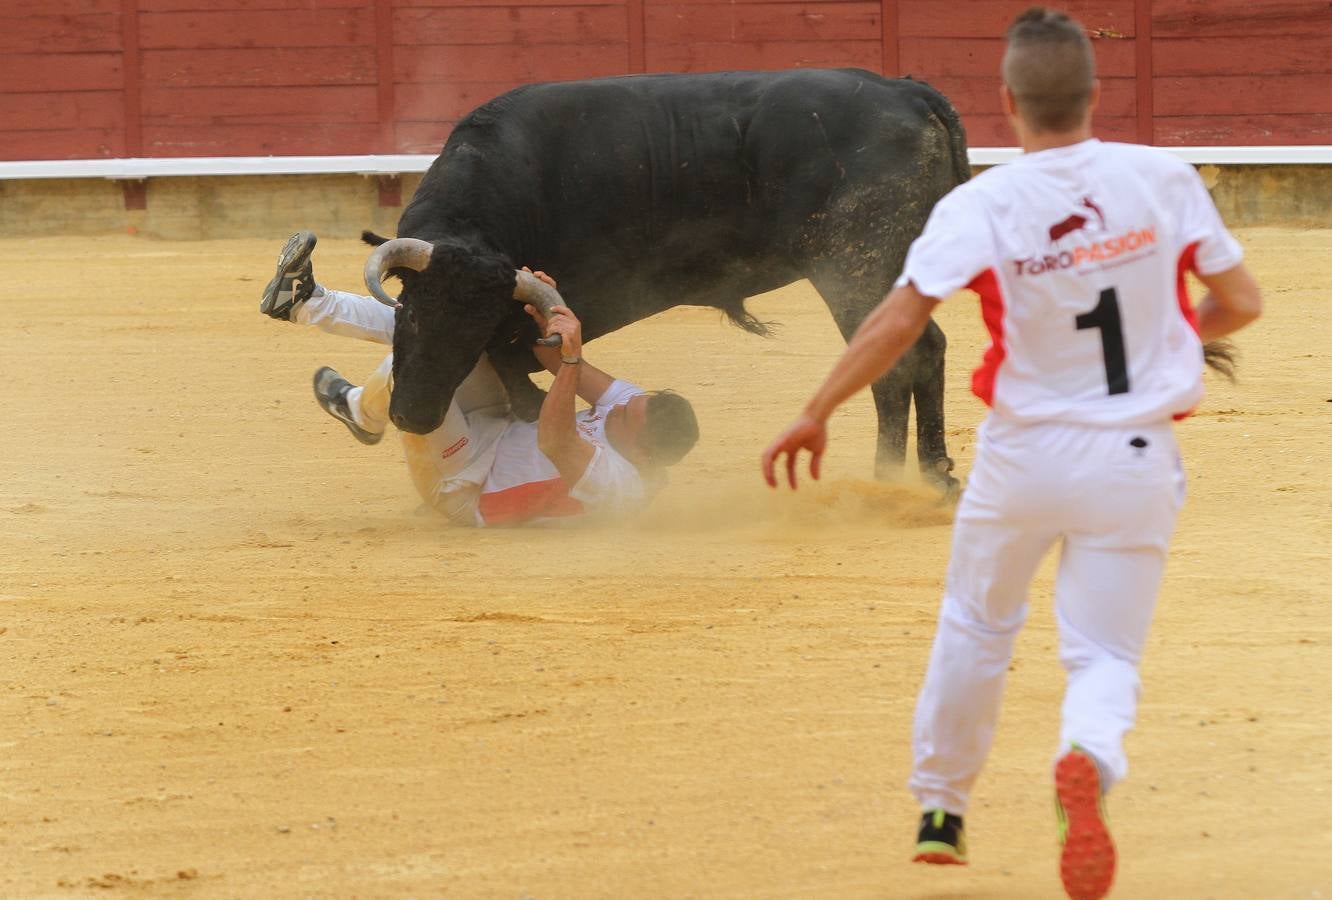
<box><xmin>258</xmin><ymin>231</ymin><xmax>699</xmax><ymax>527</ymax></box>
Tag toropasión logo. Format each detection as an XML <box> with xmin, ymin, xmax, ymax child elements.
<box><xmin>1015</xmin><ymin>226</ymin><xmax>1157</xmax><ymax>277</ymax></box>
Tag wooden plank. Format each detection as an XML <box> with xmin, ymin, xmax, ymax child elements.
<box><xmin>956</xmin><ymin>114</ymin><xmax>1014</xmax><ymax>147</ymax></box>
<box><xmin>396</xmin><ymin>43</ymin><xmax>627</xmax><ymax>82</ymax></box>
<box><xmin>1156</xmin><ymin>74</ymin><xmax>1332</xmax><ymax>117</ymax></box>
<box><xmin>961</xmin><ymin>113</ymin><xmax>1137</xmax><ymax>146</ymax></box>
<box><xmin>646</xmin><ymin>39</ymin><xmax>881</xmax><ymax>70</ymax></box>
<box><xmin>138</xmin><ymin>8</ymin><xmax>374</xmax><ymax>48</ymax></box>
<box><xmin>0</xmin><ymin>53</ymin><xmax>122</xmax><ymax>92</ymax></box>
<box><xmin>627</xmin><ymin>0</ymin><xmax>645</xmax><ymax>71</ymax></box>
<box><xmin>1154</xmin><ymin>112</ymin><xmax>1332</xmax><ymax>145</ymax></box>
<box><xmin>1091</xmin><ymin>116</ymin><xmax>1137</xmax><ymax>142</ymax></box>
<box><xmin>395</xmin><ymin>0</ymin><xmax>619</xmax><ymax>6</ymax></box>
<box><xmin>396</xmin><ymin>121</ymin><xmax>454</xmax><ymax>155</ymax></box>
<box><xmin>0</xmin><ymin>13</ymin><xmax>121</xmax><ymax>53</ymax></box>
<box><xmin>1135</xmin><ymin>0</ymin><xmax>1152</xmax><ymax>146</ymax></box>
<box><xmin>1154</xmin><ymin>35</ymin><xmax>1332</xmax><ymax>76</ymax></box>
<box><xmin>881</xmin><ymin>0</ymin><xmax>898</xmax><ymax>76</ymax></box>
<box><xmin>644</xmin><ymin>3</ymin><xmax>879</xmax><ymax>43</ymax></box>
<box><xmin>139</xmin><ymin>47</ymin><xmax>377</xmax><ymax>87</ymax></box>
<box><xmin>900</xmin><ymin>37</ymin><xmax>1136</xmax><ymax>78</ymax></box>
<box><xmin>0</xmin><ymin>129</ymin><xmax>125</xmax><ymax>160</ymax></box>
<box><xmin>18</xmin><ymin>1</ymin><xmax>121</xmax><ymax>13</ymax></box>
<box><xmin>899</xmin><ymin>0</ymin><xmax>1135</xmax><ymax>38</ymax></box>
<box><xmin>122</xmin><ymin>0</ymin><xmax>142</xmax><ymax>159</ymax></box>
<box><xmin>0</xmin><ymin>92</ymin><xmax>124</xmax><ymax>131</ymax></box>
<box><xmin>142</xmin><ymin>123</ymin><xmax>380</xmax><ymax>155</ymax></box>
<box><xmin>396</xmin><ymin>81</ymin><xmax>520</xmax><ymax>121</ymax></box>
<box><xmin>393</xmin><ymin>6</ymin><xmax>626</xmax><ymax>45</ymax></box>
<box><xmin>924</xmin><ymin>75</ymin><xmax>1136</xmax><ymax>118</ymax></box>
<box><xmin>141</xmin><ymin>85</ymin><xmax>379</xmax><ymax>123</ymax></box>
<box><xmin>1153</xmin><ymin>0</ymin><xmax>1330</xmax><ymax>38</ymax></box>
<box><xmin>138</xmin><ymin>0</ymin><xmax>369</xmax><ymax>9</ymax></box>
<box><xmin>375</xmin><ymin>0</ymin><xmax>395</xmax><ymax>154</ymax></box>
<box><xmin>640</xmin><ymin>0</ymin><xmax>874</xmax><ymax>5</ymax></box>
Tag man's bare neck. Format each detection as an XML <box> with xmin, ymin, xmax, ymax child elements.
<box><xmin>1021</xmin><ymin>126</ymin><xmax>1095</xmax><ymax>154</ymax></box>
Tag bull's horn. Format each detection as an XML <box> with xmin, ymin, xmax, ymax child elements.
<box><xmin>513</xmin><ymin>269</ymin><xmax>568</xmax><ymax>347</ymax></box>
<box><xmin>363</xmin><ymin>237</ymin><xmax>433</xmax><ymax>307</ymax></box>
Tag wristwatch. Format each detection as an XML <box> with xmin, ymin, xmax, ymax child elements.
<box><xmin>561</xmin><ymin>354</ymin><xmax>582</xmax><ymax>365</ymax></box>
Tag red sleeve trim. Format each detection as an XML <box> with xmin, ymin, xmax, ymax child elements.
<box><xmin>1175</xmin><ymin>240</ymin><xmax>1202</xmax><ymax>336</ymax></box>
<box><xmin>1172</xmin><ymin>240</ymin><xmax>1203</xmax><ymax>421</ymax></box>
<box><xmin>968</xmin><ymin>267</ymin><xmax>1006</xmax><ymax>407</ymax></box>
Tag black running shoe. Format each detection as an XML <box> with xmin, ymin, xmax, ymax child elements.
<box><xmin>260</xmin><ymin>230</ymin><xmax>318</xmax><ymax>321</ymax></box>
<box><xmin>313</xmin><ymin>366</ymin><xmax>383</xmax><ymax>446</ymax></box>
<box><xmin>913</xmin><ymin>809</ymin><xmax>967</xmax><ymax>865</ymax></box>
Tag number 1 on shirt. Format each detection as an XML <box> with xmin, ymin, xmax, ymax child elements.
<box><xmin>1076</xmin><ymin>287</ymin><xmax>1130</xmax><ymax>395</ymax></box>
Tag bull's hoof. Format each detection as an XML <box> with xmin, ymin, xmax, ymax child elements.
<box><xmin>922</xmin><ymin>457</ymin><xmax>960</xmax><ymax>502</ymax></box>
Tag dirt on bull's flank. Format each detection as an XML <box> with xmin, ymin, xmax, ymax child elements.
<box><xmin>1</xmin><ymin>229</ymin><xmax>1328</xmax><ymax>898</ymax></box>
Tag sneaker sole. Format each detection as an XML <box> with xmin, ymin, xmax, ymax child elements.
<box><xmin>313</xmin><ymin>367</ymin><xmax>383</xmax><ymax>446</ymax></box>
<box><xmin>912</xmin><ymin>848</ymin><xmax>966</xmax><ymax>866</ymax></box>
<box><xmin>1055</xmin><ymin>750</ymin><xmax>1115</xmax><ymax>900</ymax></box>
<box><xmin>260</xmin><ymin>230</ymin><xmax>317</xmax><ymax>316</ymax></box>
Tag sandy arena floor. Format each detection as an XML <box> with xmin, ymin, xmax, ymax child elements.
<box><xmin>1</xmin><ymin>229</ymin><xmax>1329</xmax><ymax>898</ymax></box>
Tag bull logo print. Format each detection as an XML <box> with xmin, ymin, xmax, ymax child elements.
<box><xmin>1048</xmin><ymin>196</ymin><xmax>1106</xmax><ymax>244</ymax></box>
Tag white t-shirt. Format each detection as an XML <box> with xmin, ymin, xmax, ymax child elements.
<box><xmin>475</xmin><ymin>379</ymin><xmax>657</xmax><ymax>526</ymax></box>
<box><xmin>898</xmin><ymin>139</ymin><xmax>1243</xmax><ymax>426</ymax></box>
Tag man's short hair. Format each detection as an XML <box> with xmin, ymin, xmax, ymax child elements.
<box><xmin>1002</xmin><ymin>7</ymin><xmax>1096</xmax><ymax>133</ymax></box>
<box><xmin>642</xmin><ymin>390</ymin><xmax>699</xmax><ymax>468</ymax></box>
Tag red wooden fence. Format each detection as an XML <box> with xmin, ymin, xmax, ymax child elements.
<box><xmin>0</xmin><ymin>0</ymin><xmax>1328</xmax><ymax>162</ymax></box>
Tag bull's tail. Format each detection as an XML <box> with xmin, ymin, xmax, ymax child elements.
<box><xmin>1203</xmin><ymin>339</ymin><xmax>1239</xmax><ymax>382</ymax></box>
<box><xmin>913</xmin><ymin>80</ymin><xmax>972</xmax><ymax>188</ymax></box>
<box><xmin>362</xmin><ymin>230</ymin><xmax>390</xmax><ymax>246</ymax></box>
<box><xmin>720</xmin><ymin>298</ymin><xmax>774</xmax><ymax>337</ymax></box>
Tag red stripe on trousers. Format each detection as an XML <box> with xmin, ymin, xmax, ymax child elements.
<box><xmin>477</xmin><ymin>477</ymin><xmax>584</xmax><ymax>526</ymax></box>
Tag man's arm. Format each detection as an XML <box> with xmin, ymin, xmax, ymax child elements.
<box><xmin>521</xmin><ymin>268</ymin><xmax>617</xmax><ymax>405</ymax></box>
<box><xmin>530</xmin><ymin>337</ymin><xmax>616</xmax><ymax>406</ymax></box>
<box><xmin>761</xmin><ymin>283</ymin><xmax>940</xmax><ymax>489</ymax></box>
<box><xmin>1194</xmin><ymin>262</ymin><xmax>1262</xmax><ymax>342</ymax></box>
<box><xmin>529</xmin><ymin>303</ymin><xmax>596</xmax><ymax>486</ymax></box>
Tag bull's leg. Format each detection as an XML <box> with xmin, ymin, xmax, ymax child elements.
<box><xmin>810</xmin><ymin>276</ymin><xmax>912</xmax><ymax>480</ymax></box>
<box><xmin>810</xmin><ymin>273</ymin><xmax>954</xmax><ymax>491</ymax></box>
<box><xmin>486</xmin><ymin>341</ymin><xmax>547</xmax><ymax>422</ymax></box>
<box><xmin>872</xmin><ymin>366</ymin><xmax>914</xmax><ymax>478</ymax></box>
<box><xmin>911</xmin><ymin>318</ymin><xmax>959</xmax><ymax>497</ymax></box>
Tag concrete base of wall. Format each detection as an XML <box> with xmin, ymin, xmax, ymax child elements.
<box><xmin>0</xmin><ymin>165</ymin><xmax>1325</xmax><ymax>240</ymax></box>
<box><xmin>0</xmin><ymin>173</ymin><xmax>424</xmax><ymax>241</ymax></box>
<box><xmin>1198</xmin><ymin>165</ymin><xmax>1331</xmax><ymax>229</ymax></box>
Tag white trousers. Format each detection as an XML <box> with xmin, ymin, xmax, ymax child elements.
<box><xmin>293</xmin><ymin>288</ymin><xmax>511</xmax><ymax>523</ymax></box>
<box><xmin>908</xmin><ymin>415</ymin><xmax>1185</xmax><ymax>815</ymax></box>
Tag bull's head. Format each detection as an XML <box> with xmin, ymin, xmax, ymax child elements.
<box><xmin>363</xmin><ymin>237</ymin><xmax>565</xmax><ymax>434</ymax></box>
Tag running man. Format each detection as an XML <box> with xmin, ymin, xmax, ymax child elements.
<box><xmin>259</xmin><ymin>232</ymin><xmax>699</xmax><ymax>527</ymax></box>
<box><xmin>760</xmin><ymin>8</ymin><xmax>1261</xmax><ymax>899</ymax></box>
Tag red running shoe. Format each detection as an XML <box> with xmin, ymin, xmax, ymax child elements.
<box><xmin>1054</xmin><ymin>746</ymin><xmax>1115</xmax><ymax>899</ymax></box>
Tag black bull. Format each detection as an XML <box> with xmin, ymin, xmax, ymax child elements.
<box><xmin>374</xmin><ymin>68</ymin><xmax>970</xmax><ymax>489</ymax></box>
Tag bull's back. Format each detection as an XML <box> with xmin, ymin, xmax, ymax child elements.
<box><xmin>424</xmin><ymin>71</ymin><xmax>955</xmax><ymax>227</ymax></box>
<box><xmin>402</xmin><ymin>69</ymin><xmax>965</xmax><ymax>316</ymax></box>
